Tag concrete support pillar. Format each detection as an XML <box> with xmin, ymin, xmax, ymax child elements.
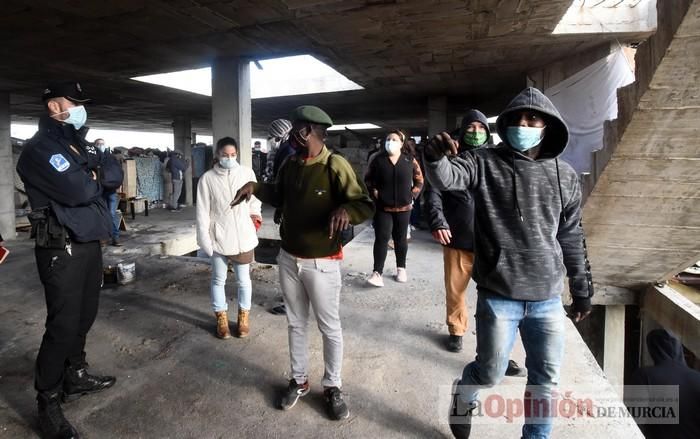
<box><xmin>0</xmin><ymin>92</ymin><xmax>15</xmax><ymax>240</ymax></box>
<box><xmin>428</xmin><ymin>96</ymin><xmax>448</xmax><ymax>136</ymax></box>
<box><xmin>173</xmin><ymin>116</ymin><xmax>192</xmax><ymax>206</ymax></box>
<box><xmin>211</xmin><ymin>57</ymin><xmax>252</xmax><ymax>168</ymax></box>
<box><xmin>603</xmin><ymin>305</ymin><xmax>626</xmax><ymax>394</ymax></box>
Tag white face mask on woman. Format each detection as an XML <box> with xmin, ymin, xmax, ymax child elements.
<box><xmin>385</xmin><ymin>139</ymin><xmax>401</xmax><ymax>155</ymax></box>
<box><xmin>219</xmin><ymin>157</ymin><xmax>239</xmax><ymax>169</ymax></box>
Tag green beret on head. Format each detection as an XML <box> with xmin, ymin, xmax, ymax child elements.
<box><xmin>291</xmin><ymin>105</ymin><xmax>334</xmax><ymax>127</ymax></box>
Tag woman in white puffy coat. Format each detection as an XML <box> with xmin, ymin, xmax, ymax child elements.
<box><xmin>196</xmin><ymin>137</ymin><xmax>262</xmax><ymax>339</ymax></box>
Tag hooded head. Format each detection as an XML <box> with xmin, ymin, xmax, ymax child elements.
<box><xmin>458</xmin><ymin>109</ymin><xmax>490</xmax><ymax>151</ymax></box>
<box><xmin>496</xmin><ymin>87</ymin><xmax>569</xmax><ymax>159</ymax></box>
<box><xmin>647</xmin><ymin>329</ymin><xmax>686</xmax><ymax>366</ymax></box>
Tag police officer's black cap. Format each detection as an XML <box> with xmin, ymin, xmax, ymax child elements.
<box><xmin>42</xmin><ymin>81</ymin><xmax>91</xmax><ymax>103</ymax></box>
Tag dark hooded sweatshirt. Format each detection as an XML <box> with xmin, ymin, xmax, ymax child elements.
<box><xmin>423</xmin><ymin>109</ymin><xmax>490</xmax><ymax>251</ymax></box>
<box><xmin>424</xmin><ymin>87</ymin><xmax>593</xmax><ymax>301</ymax></box>
<box><xmin>629</xmin><ymin>329</ymin><xmax>700</xmax><ymax>439</ymax></box>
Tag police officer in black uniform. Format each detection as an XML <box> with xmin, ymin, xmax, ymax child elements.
<box><xmin>16</xmin><ymin>82</ymin><xmax>123</xmax><ymax>439</ymax></box>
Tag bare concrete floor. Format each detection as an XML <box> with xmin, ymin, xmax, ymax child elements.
<box><xmin>0</xmin><ymin>207</ymin><xmax>643</xmax><ymax>438</ymax></box>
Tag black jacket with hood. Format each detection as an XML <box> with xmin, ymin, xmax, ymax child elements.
<box><xmin>423</xmin><ymin>109</ymin><xmax>490</xmax><ymax>250</ymax></box>
<box><xmin>424</xmin><ymin>87</ymin><xmax>593</xmax><ymax>302</ymax></box>
<box><xmin>629</xmin><ymin>329</ymin><xmax>700</xmax><ymax>439</ymax></box>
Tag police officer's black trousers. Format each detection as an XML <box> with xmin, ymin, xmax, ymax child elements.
<box><xmin>34</xmin><ymin>241</ymin><xmax>103</xmax><ymax>392</ymax></box>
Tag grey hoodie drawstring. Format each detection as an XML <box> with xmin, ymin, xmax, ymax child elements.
<box><xmin>555</xmin><ymin>158</ymin><xmax>567</xmax><ymax>222</ymax></box>
<box><xmin>511</xmin><ymin>154</ymin><xmax>524</xmax><ymax>222</ymax></box>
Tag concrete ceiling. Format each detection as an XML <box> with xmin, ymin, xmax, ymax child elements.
<box><xmin>1</xmin><ymin>0</ymin><xmax>649</xmax><ymax>136</ymax></box>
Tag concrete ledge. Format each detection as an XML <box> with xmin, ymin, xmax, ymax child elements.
<box><xmin>642</xmin><ymin>282</ymin><xmax>700</xmax><ymax>358</ymax></box>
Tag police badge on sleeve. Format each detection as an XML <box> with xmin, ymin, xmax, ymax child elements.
<box><xmin>49</xmin><ymin>154</ymin><xmax>70</xmax><ymax>172</ymax></box>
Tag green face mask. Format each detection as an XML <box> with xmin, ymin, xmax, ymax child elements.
<box><xmin>463</xmin><ymin>131</ymin><xmax>488</xmax><ymax>147</ymax></box>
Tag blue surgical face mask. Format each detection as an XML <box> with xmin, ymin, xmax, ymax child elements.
<box><xmin>63</xmin><ymin>105</ymin><xmax>87</xmax><ymax>130</ymax></box>
<box><xmin>219</xmin><ymin>157</ymin><xmax>239</xmax><ymax>170</ymax></box>
<box><xmin>506</xmin><ymin>126</ymin><xmax>544</xmax><ymax>152</ymax></box>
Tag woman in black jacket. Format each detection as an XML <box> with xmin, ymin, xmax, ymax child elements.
<box><xmin>364</xmin><ymin>130</ymin><xmax>423</xmax><ymax>287</ymax></box>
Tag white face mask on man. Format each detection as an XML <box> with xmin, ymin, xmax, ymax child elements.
<box><xmin>53</xmin><ymin>105</ymin><xmax>87</xmax><ymax>130</ymax></box>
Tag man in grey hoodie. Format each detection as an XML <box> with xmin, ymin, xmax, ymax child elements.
<box><xmin>423</xmin><ymin>87</ymin><xmax>593</xmax><ymax>439</ymax></box>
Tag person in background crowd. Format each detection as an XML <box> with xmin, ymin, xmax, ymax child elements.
<box><xmin>270</xmin><ymin>120</ymin><xmax>298</xmax><ymax>184</ymax></box>
<box><xmin>424</xmin><ymin>109</ymin><xmax>488</xmax><ymax>351</ymax></box>
<box><xmin>423</xmin><ymin>87</ymin><xmax>594</xmax><ymax>439</ymax></box>
<box><xmin>263</xmin><ymin>119</ymin><xmax>293</xmax><ymax>184</ymax></box>
<box><xmin>232</xmin><ymin>105</ymin><xmax>374</xmax><ymax>421</ymax></box>
<box><xmin>0</xmin><ymin>233</ymin><xmax>7</xmax><ymax>264</ymax></box>
<box><xmin>16</xmin><ymin>81</ymin><xmax>123</xmax><ymax>439</ymax></box>
<box><xmin>364</xmin><ymin>129</ymin><xmax>423</xmax><ymax>287</ymax></box>
<box><xmin>167</xmin><ymin>151</ymin><xmax>187</xmax><ymax>212</ymax></box>
<box><xmin>94</xmin><ymin>138</ymin><xmax>122</xmax><ymax>246</ymax></box>
<box><xmin>262</xmin><ymin>118</ymin><xmax>295</xmax><ymax>316</ymax></box>
<box><xmin>366</xmin><ymin>138</ymin><xmax>381</xmax><ymax>162</ymax></box>
<box><xmin>404</xmin><ymin>137</ymin><xmax>423</xmax><ymax>237</ymax></box>
<box><xmin>252</xmin><ymin>140</ymin><xmax>266</xmax><ymax>180</ymax></box>
<box><xmin>628</xmin><ymin>329</ymin><xmax>700</xmax><ymax>439</ymax></box>
<box><xmin>196</xmin><ymin>137</ymin><xmax>262</xmax><ymax>339</ymax></box>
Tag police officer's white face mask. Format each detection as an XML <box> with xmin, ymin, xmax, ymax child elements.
<box><xmin>54</xmin><ymin>105</ymin><xmax>87</xmax><ymax>130</ymax></box>
<box><xmin>64</xmin><ymin>105</ymin><xmax>87</xmax><ymax>130</ymax></box>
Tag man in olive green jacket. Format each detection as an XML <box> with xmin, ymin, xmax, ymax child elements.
<box><xmin>233</xmin><ymin>105</ymin><xmax>374</xmax><ymax>421</ymax></box>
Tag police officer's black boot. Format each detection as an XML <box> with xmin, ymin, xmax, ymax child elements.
<box><xmin>62</xmin><ymin>364</ymin><xmax>116</xmax><ymax>402</ymax></box>
<box><xmin>37</xmin><ymin>389</ymin><xmax>79</xmax><ymax>439</ymax></box>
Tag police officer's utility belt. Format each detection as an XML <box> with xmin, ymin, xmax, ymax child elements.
<box><xmin>28</xmin><ymin>208</ymin><xmax>69</xmax><ymax>250</ymax></box>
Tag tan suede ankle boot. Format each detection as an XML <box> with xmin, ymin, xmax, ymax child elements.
<box><xmin>215</xmin><ymin>311</ymin><xmax>231</xmax><ymax>339</ymax></box>
<box><xmin>237</xmin><ymin>309</ymin><xmax>249</xmax><ymax>338</ymax></box>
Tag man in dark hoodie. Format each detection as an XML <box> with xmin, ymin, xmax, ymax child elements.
<box><xmin>423</xmin><ymin>110</ymin><xmax>486</xmax><ymax>350</ymax></box>
<box><xmin>423</xmin><ymin>108</ymin><xmax>526</xmax><ymax>379</ymax></box>
<box><xmin>628</xmin><ymin>329</ymin><xmax>700</xmax><ymax>439</ymax></box>
<box><xmin>423</xmin><ymin>87</ymin><xmax>594</xmax><ymax>439</ymax></box>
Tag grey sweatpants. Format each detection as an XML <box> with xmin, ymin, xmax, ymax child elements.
<box><xmin>277</xmin><ymin>248</ymin><xmax>343</xmax><ymax>388</ymax></box>
<box><xmin>171</xmin><ymin>179</ymin><xmax>183</xmax><ymax>209</ymax></box>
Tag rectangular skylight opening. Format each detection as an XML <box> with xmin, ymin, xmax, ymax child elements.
<box><xmin>327</xmin><ymin>123</ymin><xmax>381</xmax><ymax>131</ymax></box>
<box><xmin>131</xmin><ymin>55</ymin><xmax>363</xmax><ymax>98</ymax></box>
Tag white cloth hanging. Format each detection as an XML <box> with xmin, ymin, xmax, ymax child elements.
<box><xmin>545</xmin><ymin>48</ymin><xmax>635</xmax><ymax>174</ymax></box>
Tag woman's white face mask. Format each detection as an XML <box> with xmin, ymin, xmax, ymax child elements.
<box><xmin>219</xmin><ymin>156</ymin><xmax>239</xmax><ymax>169</ymax></box>
<box><xmin>385</xmin><ymin>139</ymin><xmax>401</xmax><ymax>155</ymax></box>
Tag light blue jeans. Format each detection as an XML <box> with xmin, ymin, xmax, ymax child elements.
<box><xmin>210</xmin><ymin>253</ymin><xmax>252</xmax><ymax>313</ymax></box>
<box><xmin>457</xmin><ymin>292</ymin><xmax>566</xmax><ymax>439</ymax></box>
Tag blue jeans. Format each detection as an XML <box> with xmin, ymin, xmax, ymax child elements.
<box><xmin>105</xmin><ymin>192</ymin><xmax>120</xmax><ymax>239</ymax></box>
<box><xmin>458</xmin><ymin>292</ymin><xmax>566</xmax><ymax>439</ymax></box>
<box><xmin>210</xmin><ymin>253</ymin><xmax>252</xmax><ymax>313</ymax></box>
